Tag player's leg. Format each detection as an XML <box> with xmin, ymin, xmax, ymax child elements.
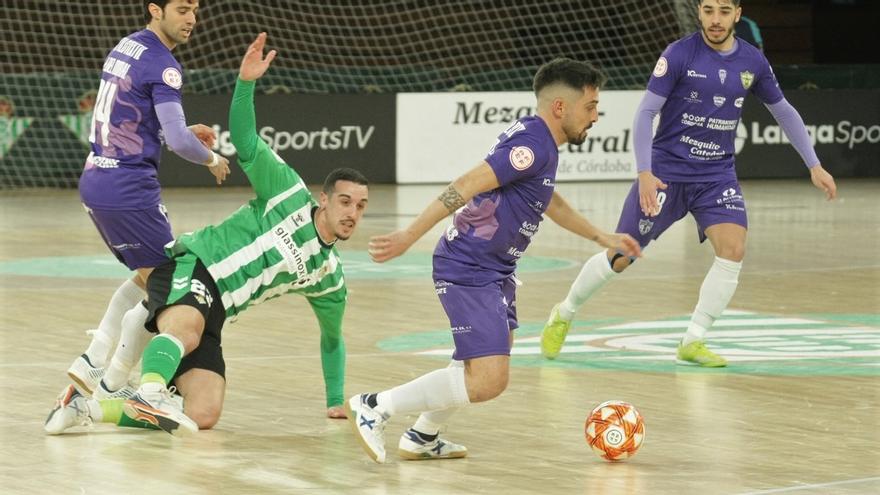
<box><xmin>46</xmin><ymin>306</ymin><xmax>225</xmax><ymax>436</ymax></box>
<box><xmin>97</xmin><ymin>264</ymin><xmax>158</xmax><ymax>396</ymax></box>
<box><xmin>677</xmin><ymin>182</ymin><xmax>748</xmax><ymax>367</ymax></box>
<box><xmin>348</xmin><ymin>279</ymin><xmax>511</xmax><ymax>462</ymax></box>
<box><xmin>96</xmin><ymin>300</ymin><xmax>153</xmax><ymax>397</ymax></box>
<box><xmin>44</xmin><ymin>382</ymin><xmax>165</xmax><ymax>434</ymax></box>
<box><xmin>541</xmin><ymin>182</ymin><xmax>687</xmax><ymax>358</ymax></box>
<box><xmin>123</xmin><ymin>254</ymin><xmax>218</xmax><ymax>436</ymax></box>
<box><xmin>69</xmin><ymin>205</ymin><xmax>172</xmax><ymax>395</ymax></box>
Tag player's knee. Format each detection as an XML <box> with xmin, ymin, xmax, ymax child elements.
<box><xmin>608</xmin><ymin>251</ymin><xmax>634</xmax><ymax>273</ymax></box>
<box><xmin>185</xmin><ymin>403</ymin><xmax>222</xmax><ymax>430</ymax></box>
<box><xmin>467</xmin><ymin>373</ymin><xmax>508</xmax><ymax>403</ymax></box>
<box><xmin>717</xmin><ymin>245</ymin><xmax>745</xmax><ymax>262</ymax></box>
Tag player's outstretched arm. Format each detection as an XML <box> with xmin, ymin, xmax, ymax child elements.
<box><xmin>229</xmin><ymin>33</ymin><xmax>277</xmax><ymax>164</ymax></box>
<box><xmin>368</xmin><ymin>161</ymin><xmax>500</xmax><ymax>263</ymax></box>
<box><xmin>239</xmin><ymin>32</ymin><xmax>277</xmax><ymax>82</ymax></box>
<box><xmin>545</xmin><ymin>191</ymin><xmax>641</xmax><ymax>258</ymax></box>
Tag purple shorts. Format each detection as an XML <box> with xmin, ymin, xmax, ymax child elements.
<box><xmin>616</xmin><ymin>179</ymin><xmax>747</xmax><ymax>247</ymax></box>
<box><xmin>84</xmin><ymin>204</ymin><xmax>174</xmax><ymax>270</ymax></box>
<box><xmin>434</xmin><ymin>277</ymin><xmax>518</xmax><ymax>361</ymax></box>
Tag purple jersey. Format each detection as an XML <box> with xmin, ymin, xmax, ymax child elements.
<box><xmin>647</xmin><ymin>33</ymin><xmax>783</xmax><ymax>182</ymax></box>
<box><xmin>433</xmin><ymin>115</ymin><xmax>558</xmax><ymax>284</ymax></box>
<box><xmin>79</xmin><ymin>29</ymin><xmax>184</xmax><ymax>209</ymax></box>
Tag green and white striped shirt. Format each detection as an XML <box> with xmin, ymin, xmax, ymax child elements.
<box><xmin>168</xmin><ymin>82</ymin><xmax>345</xmax><ymax>318</ymax></box>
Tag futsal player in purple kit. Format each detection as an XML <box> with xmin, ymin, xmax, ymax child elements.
<box><xmin>540</xmin><ymin>0</ymin><xmax>837</xmax><ymax>367</ymax></box>
<box><xmin>68</xmin><ymin>0</ymin><xmax>231</xmax><ymax>399</ymax></box>
<box><xmin>346</xmin><ymin>58</ymin><xmax>642</xmax><ymax>463</ymax></box>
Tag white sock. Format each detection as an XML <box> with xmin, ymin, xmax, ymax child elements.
<box><xmin>410</xmin><ymin>360</ymin><xmax>465</xmax><ymax>434</ymax></box>
<box><xmin>86</xmin><ymin>398</ymin><xmax>103</xmax><ymax>422</ymax></box>
<box><xmin>84</xmin><ymin>279</ymin><xmax>144</xmax><ymax>367</ymax></box>
<box><xmin>683</xmin><ymin>256</ymin><xmax>742</xmax><ymax>345</ymax></box>
<box><xmin>376</xmin><ymin>363</ymin><xmax>470</xmax><ymax>417</ymax></box>
<box><xmin>558</xmin><ymin>251</ymin><xmax>616</xmax><ymax>320</ymax></box>
<box><xmin>102</xmin><ymin>304</ymin><xmax>151</xmax><ymax>391</ymax></box>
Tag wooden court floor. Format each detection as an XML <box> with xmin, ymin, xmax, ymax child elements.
<box><xmin>1</xmin><ymin>178</ymin><xmax>878</xmax><ymax>494</ymax></box>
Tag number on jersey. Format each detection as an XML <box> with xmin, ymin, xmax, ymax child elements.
<box><xmin>88</xmin><ymin>78</ymin><xmax>118</xmax><ymax>147</ymax></box>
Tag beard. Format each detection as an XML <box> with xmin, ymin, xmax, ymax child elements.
<box><xmin>565</xmin><ymin>124</ymin><xmax>590</xmax><ymax>146</ymax></box>
<box><xmin>703</xmin><ymin>25</ymin><xmax>734</xmax><ymax>46</ymax></box>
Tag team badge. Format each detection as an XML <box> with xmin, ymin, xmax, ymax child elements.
<box><xmin>509</xmin><ymin>146</ymin><xmax>534</xmax><ymax>171</ymax></box>
<box><xmin>653</xmin><ymin>57</ymin><xmax>668</xmax><ymax>77</ymax></box>
<box><xmin>740</xmin><ymin>71</ymin><xmax>754</xmax><ymax>90</ymax></box>
<box><xmin>162</xmin><ymin>67</ymin><xmax>183</xmax><ymax>89</ymax></box>
<box><xmin>638</xmin><ymin>219</ymin><xmax>654</xmax><ymax>235</ymax></box>
<box><xmin>718</xmin><ymin>69</ymin><xmax>727</xmax><ymax>84</ymax></box>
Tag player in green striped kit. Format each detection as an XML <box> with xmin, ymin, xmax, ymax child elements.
<box><xmin>45</xmin><ymin>33</ymin><xmax>369</xmax><ymax>436</ymax></box>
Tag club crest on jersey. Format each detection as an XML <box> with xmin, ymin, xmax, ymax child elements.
<box><xmin>638</xmin><ymin>219</ymin><xmax>654</xmax><ymax>235</ymax></box>
<box><xmin>740</xmin><ymin>71</ymin><xmax>754</xmax><ymax>90</ymax></box>
<box><xmin>509</xmin><ymin>146</ymin><xmax>534</xmax><ymax>171</ymax></box>
<box><xmin>653</xmin><ymin>57</ymin><xmax>668</xmax><ymax>77</ymax></box>
<box><xmin>718</xmin><ymin>69</ymin><xmax>727</xmax><ymax>84</ymax></box>
<box><xmin>162</xmin><ymin>67</ymin><xmax>183</xmax><ymax>89</ymax></box>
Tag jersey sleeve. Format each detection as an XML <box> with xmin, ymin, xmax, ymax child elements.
<box><xmin>308</xmin><ymin>287</ymin><xmax>347</xmax><ymax>408</ymax></box>
<box><xmin>484</xmin><ymin>130</ymin><xmax>549</xmax><ymax>186</ymax></box>
<box><xmin>646</xmin><ymin>42</ymin><xmax>686</xmax><ymax>98</ymax></box>
<box><xmin>751</xmin><ymin>52</ymin><xmax>784</xmax><ymax>105</ymax></box>
<box><xmin>144</xmin><ymin>54</ymin><xmax>183</xmax><ymax>106</ymax></box>
<box><xmin>229</xmin><ymin>78</ymin><xmax>303</xmax><ymax>200</ymax></box>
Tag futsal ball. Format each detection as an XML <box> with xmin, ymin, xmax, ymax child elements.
<box><xmin>584</xmin><ymin>400</ymin><xmax>645</xmax><ymax>461</ymax></box>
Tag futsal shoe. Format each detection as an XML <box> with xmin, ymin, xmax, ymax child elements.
<box><xmin>123</xmin><ymin>382</ymin><xmax>198</xmax><ymax>437</ymax></box>
<box><xmin>44</xmin><ymin>384</ymin><xmax>92</xmax><ymax>435</ymax></box>
<box><xmin>676</xmin><ymin>340</ymin><xmax>728</xmax><ymax>367</ymax></box>
<box><xmin>67</xmin><ymin>354</ymin><xmax>105</xmax><ymax>397</ymax></box>
<box><xmin>540</xmin><ymin>303</ymin><xmax>572</xmax><ymax>360</ymax></box>
<box><xmin>398</xmin><ymin>428</ymin><xmax>468</xmax><ymax>460</ymax></box>
<box><xmin>92</xmin><ymin>379</ymin><xmax>136</xmax><ymax>400</ymax></box>
<box><xmin>346</xmin><ymin>394</ymin><xmax>389</xmax><ymax>463</ymax></box>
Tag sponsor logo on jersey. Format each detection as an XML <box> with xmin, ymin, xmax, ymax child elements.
<box><xmin>734</xmin><ymin>97</ymin><xmax>744</xmax><ymax>108</ymax></box>
<box><xmin>445</xmin><ymin>224</ymin><xmax>459</xmax><ymax>242</ymax></box>
<box><xmin>686</xmin><ymin>69</ymin><xmax>707</xmax><ymax>78</ymax></box>
<box><xmin>684</xmin><ymin>91</ymin><xmax>702</xmax><ymax>104</ymax></box>
<box><xmin>713</xmin><ymin>95</ymin><xmax>726</xmax><ymax>107</ymax></box>
<box><xmin>272</xmin><ymin>224</ymin><xmax>309</xmax><ymax>279</ymax></box>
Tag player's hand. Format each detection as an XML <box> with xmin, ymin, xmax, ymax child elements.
<box><xmin>327</xmin><ymin>406</ymin><xmax>347</xmax><ymax>419</ymax></box>
<box><xmin>637</xmin><ymin>171</ymin><xmax>667</xmax><ymax>217</ymax></box>
<box><xmin>189</xmin><ymin>124</ymin><xmax>216</xmax><ymax>148</ymax></box>
<box><xmin>597</xmin><ymin>233</ymin><xmax>642</xmax><ymax>259</ymax></box>
<box><xmin>809</xmin><ymin>164</ymin><xmax>837</xmax><ymax>201</ymax></box>
<box><xmin>369</xmin><ymin>230</ymin><xmax>416</xmax><ymax>263</ymax></box>
<box><xmin>205</xmin><ymin>152</ymin><xmax>231</xmax><ymax>185</ymax></box>
<box><xmin>239</xmin><ymin>32</ymin><xmax>277</xmax><ymax>81</ymax></box>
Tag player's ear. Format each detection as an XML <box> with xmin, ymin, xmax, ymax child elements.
<box><xmin>319</xmin><ymin>191</ymin><xmax>329</xmax><ymax>208</ymax></box>
<box><xmin>552</xmin><ymin>97</ymin><xmax>565</xmax><ymax>118</ymax></box>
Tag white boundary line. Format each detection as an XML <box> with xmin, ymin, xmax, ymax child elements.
<box><xmin>736</xmin><ymin>476</ymin><xmax>880</xmax><ymax>495</ymax></box>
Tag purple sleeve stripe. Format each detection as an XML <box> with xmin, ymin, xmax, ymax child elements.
<box><xmin>764</xmin><ymin>99</ymin><xmax>820</xmax><ymax>168</ymax></box>
<box><xmin>155</xmin><ymin>101</ymin><xmax>212</xmax><ymax>165</ymax></box>
<box><xmin>633</xmin><ymin>90</ymin><xmax>667</xmax><ymax>173</ymax></box>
